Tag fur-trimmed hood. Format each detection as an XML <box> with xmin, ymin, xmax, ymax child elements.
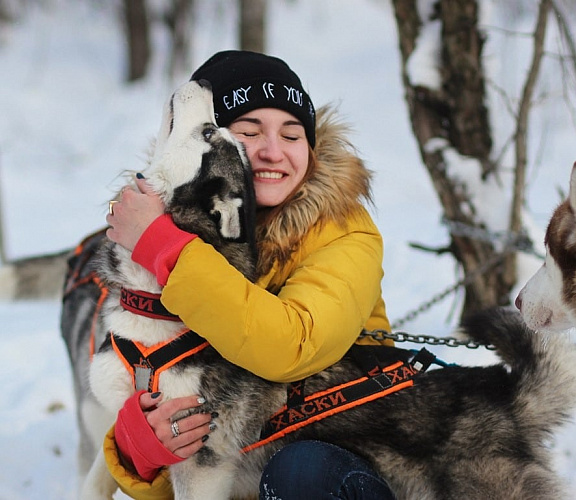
<box><xmin>256</xmin><ymin>104</ymin><xmax>374</xmax><ymax>273</ymax></box>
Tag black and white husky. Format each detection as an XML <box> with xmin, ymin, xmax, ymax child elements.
<box><xmin>63</xmin><ymin>81</ymin><xmax>576</xmax><ymax>499</ymax></box>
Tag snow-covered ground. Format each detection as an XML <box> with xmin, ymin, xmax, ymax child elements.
<box><xmin>0</xmin><ymin>1</ymin><xmax>574</xmax><ymax>498</ymax></box>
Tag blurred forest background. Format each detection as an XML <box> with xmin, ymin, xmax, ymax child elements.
<box><xmin>0</xmin><ymin>0</ymin><xmax>575</xmax><ymax>323</ymax></box>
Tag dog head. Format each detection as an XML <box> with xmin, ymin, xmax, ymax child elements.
<box><xmin>143</xmin><ymin>79</ymin><xmax>257</xmax><ymax>279</ymax></box>
<box><xmin>516</xmin><ymin>162</ymin><xmax>576</xmax><ymax>332</ymax></box>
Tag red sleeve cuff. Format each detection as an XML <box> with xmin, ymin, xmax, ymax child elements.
<box><xmin>115</xmin><ymin>390</ymin><xmax>184</xmax><ymax>482</ymax></box>
<box><xmin>132</xmin><ymin>214</ymin><xmax>197</xmax><ymax>286</ymax></box>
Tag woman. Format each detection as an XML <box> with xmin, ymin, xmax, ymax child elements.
<box><xmin>104</xmin><ymin>50</ymin><xmax>396</xmax><ymax>499</ymax></box>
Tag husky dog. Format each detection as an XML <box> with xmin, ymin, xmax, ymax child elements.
<box><xmin>516</xmin><ymin>163</ymin><xmax>576</xmax><ymax>333</ymax></box>
<box><xmin>65</xmin><ymin>81</ymin><xmax>576</xmax><ymax>500</ymax></box>
<box><xmin>70</xmin><ymin>79</ymin><xmax>258</xmax><ymax>497</ymax></box>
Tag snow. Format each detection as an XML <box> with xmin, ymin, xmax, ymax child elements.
<box><xmin>406</xmin><ymin>0</ymin><xmax>443</xmax><ymax>90</ymax></box>
<box><xmin>0</xmin><ymin>1</ymin><xmax>574</xmax><ymax>498</ymax></box>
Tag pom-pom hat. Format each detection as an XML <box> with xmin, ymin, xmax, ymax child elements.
<box><xmin>191</xmin><ymin>50</ymin><xmax>316</xmax><ymax>148</ymax></box>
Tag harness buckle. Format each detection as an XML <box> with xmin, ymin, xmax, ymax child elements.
<box><xmin>134</xmin><ymin>358</ymin><xmax>154</xmax><ymax>392</ymax></box>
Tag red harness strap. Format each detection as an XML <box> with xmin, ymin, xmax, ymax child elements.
<box><xmin>120</xmin><ymin>288</ymin><xmax>180</xmax><ymax>321</ymax></box>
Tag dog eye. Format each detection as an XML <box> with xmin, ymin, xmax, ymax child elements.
<box><xmin>202</xmin><ymin>126</ymin><xmax>217</xmax><ymax>141</ymax></box>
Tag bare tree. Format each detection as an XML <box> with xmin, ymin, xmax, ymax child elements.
<box><xmin>0</xmin><ymin>0</ymin><xmax>15</xmax><ymax>24</ymax></box>
<box><xmin>239</xmin><ymin>0</ymin><xmax>267</xmax><ymax>53</ymax></box>
<box><xmin>391</xmin><ymin>0</ymin><xmax>557</xmax><ymax>318</ymax></box>
<box><xmin>164</xmin><ymin>0</ymin><xmax>195</xmax><ymax>78</ymax></box>
<box><xmin>121</xmin><ymin>0</ymin><xmax>267</xmax><ymax>82</ymax></box>
<box><xmin>123</xmin><ymin>0</ymin><xmax>151</xmax><ymax>82</ymax></box>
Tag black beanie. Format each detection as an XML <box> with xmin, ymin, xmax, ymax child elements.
<box><xmin>191</xmin><ymin>50</ymin><xmax>316</xmax><ymax>148</ymax></box>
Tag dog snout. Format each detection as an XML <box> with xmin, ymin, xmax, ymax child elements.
<box><xmin>196</xmin><ymin>79</ymin><xmax>212</xmax><ymax>91</ymax></box>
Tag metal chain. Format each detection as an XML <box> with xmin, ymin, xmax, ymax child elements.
<box><xmin>359</xmin><ymin>328</ymin><xmax>496</xmax><ymax>350</ymax></box>
<box><xmin>391</xmin><ymin>252</ymin><xmax>505</xmax><ymax>330</ymax></box>
<box><xmin>383</xmin><ymin>218</ymin><xmax>545</xmax><ymax>344</ymax></box>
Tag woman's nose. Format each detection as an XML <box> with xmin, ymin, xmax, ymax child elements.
<box><xmin>258</xmin><ymin>137</ymin><xmax>283</xmax><ymax>162</ymax></box>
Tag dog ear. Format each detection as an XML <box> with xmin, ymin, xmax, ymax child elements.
<box><xmin>210</xmin><ymin>195</ymin><xmax>244</xmax><ymax>239</ymax></box>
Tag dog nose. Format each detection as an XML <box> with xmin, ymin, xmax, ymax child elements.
<box><xmin>514</xmin><ymin>294</ymin><xmax>522</xmax><ymax>311</ymax></box>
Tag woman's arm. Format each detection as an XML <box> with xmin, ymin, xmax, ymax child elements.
<box><xmin>161</xmin><ymin>212</ymin><xmax>384</xmax><ymax>382</ymax></box>
<box><xmin>107</xmin><ymin>179</ymin><xmax>386</xmax><ymax>383</ymax></box>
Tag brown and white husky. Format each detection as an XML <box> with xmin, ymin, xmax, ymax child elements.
<box><xmin>516</xmin><ymin>162</ymin><xmax>576</xmax><ymax>333</ymax></box>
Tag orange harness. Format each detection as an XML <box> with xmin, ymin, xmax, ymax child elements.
<box><xmin>105</xmin><ymin>288</ymin><xmax>210</xmax><ymax>392</ymax></box>
<box><xmin>62</xmin><ymin>229</ymin><xmax>109</xmax><ymax>360</ymax></box>
<box><xmin>242</xmin><ymin>346</ymin><xmax>435</xmax><ymax>453</ymax></box>
<box><xmin>101</xmin><ymin>328</ymin><xmax>210</xmax><ymax>392</ymax></box>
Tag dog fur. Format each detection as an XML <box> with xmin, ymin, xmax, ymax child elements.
<box><xmin>63</xmin><ymin>81</ymin><xmax>576</xmax><ymax>499</ymax></box>
<box><xmin>516</xmin><ymin>162</ymin><xmax>576</xmax><ymax>334</ymax></box>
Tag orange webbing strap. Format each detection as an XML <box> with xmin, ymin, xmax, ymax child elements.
<box><xmin>61</xmin><ymin>229</ymin><xmax>109</xmax><ymax>361</ymax></box>
<box><xmin>242</xmin><ymin>349</ymin><xmax>435</xmax><ymax>454</ymax></box>
<box><xmin>107</xmin><ymin>330</ymin><xmax>210</xmax><ymax>393</ymax></box>
<box><xmin>62</xmin><ymin>229</ymin><xmax>107</xmax><ymax>298</ymax></box>
<box><xmin>89</xmin><ymin>276</ymin><xmax>109</xmax><ymax>361</ymax></box>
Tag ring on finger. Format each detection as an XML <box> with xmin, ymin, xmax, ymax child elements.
<box><xmin>171</xmin><ymin>420</ymin><xmax>180</xmax><ymax>438</ymax></box>
<box><xmin>108</xmin><ymin>200</ymin><xmax>118</xmax><ymax>216</ymax></box>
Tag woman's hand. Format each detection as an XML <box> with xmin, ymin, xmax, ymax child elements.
<box><xmin>114</xmin><ymin>391</ymin><xmax>217</xmax><ymax>481</ymax></box>
<box><xmin>140</xmin><ymin>392</ymin><xmax>216</xmax><ymax>459</ymax></box>
<box><xmin>106</xmin><ymin>175</ymin><xmax>165</xmax><ymax>252</ymax></box>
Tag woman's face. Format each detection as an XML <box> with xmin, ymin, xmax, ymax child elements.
<box><xmin>228</xmin><ymin>108</ymin><xmax>310</xmax><ymax>208</ymax></box>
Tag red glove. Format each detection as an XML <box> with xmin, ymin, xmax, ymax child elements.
<box><xmin>132</xmin><ymin>214</ymin><xmax>197</xmax><ymax>286</ymax></box>
<box><xmin>114</xmin><ymin>390</ymin><xmax>184</xmax><ymax>481</ymax></box>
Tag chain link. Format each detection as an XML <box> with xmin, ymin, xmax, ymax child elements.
<box><xmin>359</xmin><ymin>328</ymin><xmax>496</xmax><ymax>350</ymax></box>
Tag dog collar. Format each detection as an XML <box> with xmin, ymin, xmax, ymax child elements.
<box><xmin>120</xmin><ymin>288</ymin><xmax>180</xmax><ymax>321</ymax></box>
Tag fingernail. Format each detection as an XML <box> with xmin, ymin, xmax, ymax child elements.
<box><xmin>197</xmin><ymin>396</ymin><xmax>206</xmax><ymax>405</ymax></box>
<box><xmin>202</xmin><ymin>435</ymin><xmax>210</xmax><ymax>443</ymax></box>
<box><xmin>211</xmin><ymin>411</ymin><xmax>219</xmax><ymax>419</ymax></box>
<box><xmin>151</xmin><ymin>392</ymin><xmax>161</xmax><ymax>399</ymax></box>
<box><xmin>136</xmin><ymin>172</ymin><xmax>145</xmax><ymax>179</ymax></box>
<box><xmin>209</xmin><ymin>422</ymin><xmax>217</xmax><ymax>431</ymax></box>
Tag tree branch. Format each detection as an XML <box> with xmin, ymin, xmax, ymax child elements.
<box><xmin>510</xmin><ymin>0</ymin><xmax>549</xmax><ymax>237</ymax></box>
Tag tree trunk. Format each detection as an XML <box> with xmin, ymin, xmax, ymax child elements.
<box><xmin>123</xmin><ymin>0</ymin><xmax>151</xmax><ymax>82</ymax></box>
<box><xmin>239</xmin><ymin>0</ymin><xmax>266</xmax><ymax>53</ymax></box>
<box><xmin>392</xmin><ymin>0</ymin><xmax>511</xmax><ymax>316</ymax></box>
<box><xmin>164</xmin><ymin>0</ymin><xmax>194</xmax><ymax>78</ymax></box>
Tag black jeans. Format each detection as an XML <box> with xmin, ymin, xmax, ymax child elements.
<box><xmin>259</xmin><ymin>440</ymin><xmax>397</xmax><ymax>500</ymax></box>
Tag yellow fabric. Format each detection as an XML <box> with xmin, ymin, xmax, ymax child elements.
<box><xmin>103</xmin><ymin>425</ymin><xmax>174</xmax><ymax>500</ymax></box>
<box><xmin>162</xmin><ymin>206</ymin><xmax>391</xmax><ymax>383</ymax></box>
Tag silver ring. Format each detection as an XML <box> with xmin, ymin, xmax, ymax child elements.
<box><xmin>171</xmin><ymin>420</ymin><xmax>180</xmax><ymax>438</ymax></box>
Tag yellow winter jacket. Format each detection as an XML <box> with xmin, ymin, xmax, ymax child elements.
<box><xmin>103</xmin><ymin>106</ymin><xmax>392</xmax><ymax>498</ymax></box>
